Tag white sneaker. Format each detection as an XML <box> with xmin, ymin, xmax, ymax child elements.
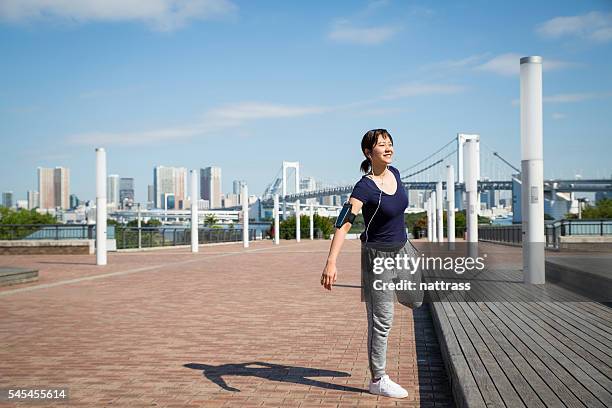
<box><xmin>368</xmin><ymin>374</ymin><xmax>409</xmax><ymax>398</ymax></box>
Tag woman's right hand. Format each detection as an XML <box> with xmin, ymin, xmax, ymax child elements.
<box><xmin>321</xmin><ymin>261</ymin><xmax>337</xmax><ymax>291</ymax></box>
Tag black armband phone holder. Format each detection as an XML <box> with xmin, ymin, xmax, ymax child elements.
<box><xmin>334</xmin><ymin>202</ymin><xmax>356</xmax><ymax>228</ymax></box>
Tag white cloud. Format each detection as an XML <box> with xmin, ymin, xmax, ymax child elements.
<box><xmin>328</xmin><ymin>20</ymin><xmax>399</xmax><ymax>45</ymax></box>
<box><xmin>0</xmin><ymin>0</ymin><xmax>238</xmax><ymax>31</ymax></box>
<box><xmin>358</xmin><ymin>107</ymin><xmax>409</xmax><ymax>116</ymax></box>
<box><xmin>537</xmin><ymin>11</ymin><xmax>612</xmax><ymax>42</ymax></box>
<box><xmin>207</xmin><ymin>102</ymin><xmax>329</xmax><ymax>120</ymax></box>
<box><xmin>476</xmin><ymin>53</ymin><xmax>578</xmax><ymax>76</ymax></box>
<box><xmin>544</xmin><ymin>92</ymin><xmax>612</xmax><ymax>103</ymax></box>
<box><xmin>551</xmin><ymin>112</ymin><xmax>566</xmax><ymax>120</ymax></box>
<box><xmin>511</xmin><ymin>91</ymin><xmax>612</xmax><ymax>106</ymax></box>
<box><xmin>67</xmin><ymin>102</ymin><xmax>329</xmax><ymax>146</ymax></box>
<box><xmin>66</xmin><ymin>80</ymin><xmax>470</xmax><ymax>146</ymax></box>
<box><xmin>420</xmin><ymin>54</ymin><xmax>490</xmax><ymax>71</ymax></box>
<box><xmin>382</xmin><ymin>83</ymin><xmax>466</xmax><ymax>100</ymax></box>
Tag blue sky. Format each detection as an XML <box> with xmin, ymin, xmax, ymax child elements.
<box><xmin>1</xmin><ymin>0</ymin><xmax>611</xmax><ymax>203</ymax></box>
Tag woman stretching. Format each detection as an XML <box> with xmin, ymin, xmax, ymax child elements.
<box><xmin>320</xmin><ymin>128</ymin><xmax>422</xmax><ymax>399</ymax></box>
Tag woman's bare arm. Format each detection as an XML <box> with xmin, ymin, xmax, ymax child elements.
<box><xmin>321</xmin><ymin>197</ymin><xmax>364</xmax><ymax>290</ymax></box>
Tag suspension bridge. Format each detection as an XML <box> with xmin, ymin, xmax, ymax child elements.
<box><xmin>258</xmin><ymin>133</ymin><xmax>612</xmax><ymax>217</ymax></box>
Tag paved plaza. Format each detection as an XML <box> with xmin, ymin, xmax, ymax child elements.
<box><xmin>0</xmin><ymin>240</ymin><xmax>453</xmax><ymax>407</ymax></box>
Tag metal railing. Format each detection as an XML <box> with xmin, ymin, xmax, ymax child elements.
<box><xmin>115</xmin><ymin>226</ymin><xmax>256</xmax><ymax>249</ymax></box>
<box><xmin>0</xmin><ymin>224</ymin><xmax>115</xmax><ymax>240</ymax></box>
<box><xmin>478</xmin><ymin>219</ymin><xmax>612</xmax><ymax>248</ymax></box>
<box><xmin>275</xmin><ymin>227</ymin><xmax>325</xmax><ymax>240</ymax></box>
<box><xmin>415</xmin><ymin>226</ymin><xmax>466</xmax><ymax>240</ymax></box>
<box><xmin>479</xmin><ymin>224</ymin><xmax>522</xmax><ymax>244</ymax></box>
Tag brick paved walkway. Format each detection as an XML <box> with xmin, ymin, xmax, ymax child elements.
<box><xmin>0</xmin><ymin>240</ymin><xmax>453</xmax><ymax>407</ymax></box>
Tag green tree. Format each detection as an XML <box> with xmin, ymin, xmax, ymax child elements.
<box><xmin>0</xmin><ymin>208</ymin><xmax>56</xmax><ymax>225</ymax></box>
<box><xmin>276</xmin><ymin>213</ymin><xmax>334</xmax><ymax>239</ymax></box>
<box><xmin>580</xmin><ymin>198</ymin><xmax>612</xmax><ymax>219</ymax></box>
<box><xmin>0</xmin><ymin>208</ymin><xmax>57</xmax><ymax>240</ymax></box>
<box><xmin>204</xmin><ymin>214</ymin><xmax>218</xmax><ymax>226</ymax></box>
<box><xmin>126</xmin><ymin>219</ymin><xmax>162</xmax><ymax>227</ymax></box>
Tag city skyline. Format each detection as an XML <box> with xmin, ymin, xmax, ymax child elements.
<box><xmin>1</xmin><ymin>1</ymin><xmax>611</xmax><ymax>202</ymax></box>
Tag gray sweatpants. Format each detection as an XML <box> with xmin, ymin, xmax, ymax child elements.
<box><xmin>361</xmin><ymin>240</ymin><xmax>423</xmax><ymax>379</ymax></box>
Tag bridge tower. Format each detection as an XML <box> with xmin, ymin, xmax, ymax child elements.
<box><xmin>282</xmin><ymin>161</ymin><xmax>300</xmax><ymax>220</ymax></box>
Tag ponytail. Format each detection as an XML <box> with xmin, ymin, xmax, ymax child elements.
<box><xmin>360</xmin><ymin>159</ymin><xmax>371</xmax><ymax>173</ymax></box>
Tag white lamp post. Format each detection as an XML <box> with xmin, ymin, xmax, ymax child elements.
<box><xmin>273</xmin><ymin>194</ymin><xmax>280</xmax><ymax>245</ymax></box>
<box><xmin>242</xmin><ymin>184</ymin><xmax>249</xmax><ymax>248</ymax></box>
<box><xmin>309</xmin><ymin>204</ymin><xmax>314</xmax><ymax>240</ymax></box>
<box><xmin>436</xmin><ymin>181</ymin><xmax>444</xmax><ymax>243</ymax></box>
<box><xmin>464</xmin><ymin>139</ymin><xmax>479</xmax><ymax>243</ymax></box>
<box><xmin>431</xmin><ymin>190</ymin><xmax>437</xmax><ymax>243</ymax></box>
<box><xmin>520</xmin><ymin>56</ymin><xmax>545</xmax><ymax>284</ymax></box>
<box><xmin>426</xmin><ymin>197</ymin><xmax>432</xmax><ymax>242</ymax></box>
<box><xmin>190</xmin><ymin>170</ymin><xmax>199</xmax><ymax>253</ymax></box>
<box><xmin>446</xmin><ymin>165</ymin><xmax>455</xmax><ymax>248</ymax></box>
<box><xmin>95</xmin><ymin>148</ymin><xmax>107</xmax><ymax>266</ymax></box>
<box><xmin>295</xmin><ymin>201</ymin><xmax>301</xmax><ymax>242</ymax></box>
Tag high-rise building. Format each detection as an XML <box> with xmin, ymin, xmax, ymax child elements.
<box><xmin>147</xmin><ymin>184</ymin><xmax>154</xmax><ymax>203</ymax></box>
<box><xmin>69</xmin><ymin>194</ymin><xmax>80</xmax><ymax>209</ymax></box>
<box><xmin>163</xmin><ymin>193</ymin><xmax>175</xmax><ymax>210</ymax></box>
<box><xmin>153</xmin><ymin>166</ymin><xmax>187</xmax><ymax>209</ymax></box>
<box><xmin>222</xmin><ymin>193</ymin><xmax>239</xmax><ymax>208</ymax></box>
<box><xmin>27</xmin><ymin>190</ymin><xmax>40</xmax><ymax>210</ymax></box>
<box><xmin>2</xmin><ymin>191</ymin><xmax>13</xmax><ymax>208</ymax></box>
<box><xmin>16</xmin><ymin>200</ymin><xmax>28</xmax><ymax>209</ymax></box>
<box><xmin>233</xmin><ymin>180</ymin><xmax>246</xmax><ymax>195</ymax></box>
<box><xmin>107</xmin><ymin>175</ymin><xmax>120</xmax><ymax>207</ymax></box>
<box><xmin>38</xmin><ymin>167</ymin><xmax>70</xmax><ymax>209</ymax></box>
<box><xmin>201</xmin><ymin>167</ymin><xmax>222</xmax><ymax>209</ymax></box>
<box><xmin>119</xmin><ymin>177</ymin><xmax>135</xmax><ymax>208</ymax></box>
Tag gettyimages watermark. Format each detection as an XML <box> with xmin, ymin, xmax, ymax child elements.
<box><xmin>360</xmin><ymin>242</ymin><xmax>610</xmax><ymax>303</ymax></box>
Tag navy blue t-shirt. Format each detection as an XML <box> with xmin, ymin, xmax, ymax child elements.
<box><xmin>350</xmin><ymin>166</ymin><xmax>408</xmax><ymax>244</ymax></box>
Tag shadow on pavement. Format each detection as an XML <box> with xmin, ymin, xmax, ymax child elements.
<box><xmin>184</xmin><ymin>361</ymin><xmax>367</xmax><ymax>393</ymax></box>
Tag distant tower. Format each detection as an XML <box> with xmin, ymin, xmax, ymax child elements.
<box><xmin>119</xmin><ymin>177</ymin><xmax>135</xmax><ymax>208</ymax></box>
<box><xmin>1</xmin><ymin>191</ymin><xmax>13</xmax><ymax>208</ymax></box>
<box><xmin>201</xmin><ymin>167</ymin><xmax>222</xmax><ymax>209</ymax></box>
<box><xmin>107</xmin><ymin>175</ymin><xmax>120</xmax><ymax>207</ymax></box>
<box><xmin>27</xmin><ymin>190</ymin><xmax>40</xmax><ymax>209</ymax></box>
<box><xmin>154</xmin><ymin>166</ymin><xmax>187</xmax><ymax>209</ymax></box>
<box><xmin>38</xmin><ymin>167</ymin><xmax>70</xmax><ymax>209</ymax></box>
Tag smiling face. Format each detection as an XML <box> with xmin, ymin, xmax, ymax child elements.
<box><xmin>366</xmin><ymin>134</ymin><xmax>394</xmax><ymax>166</ymax></box>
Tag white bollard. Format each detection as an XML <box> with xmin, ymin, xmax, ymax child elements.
<box><xmin>436</xmin><ymin>181</ymin><xmax>444</xmax><ymax>243</ymax></box>
<box><xmin>137</xmin><ymin>203</ymin><xmax>142</xmax><ymax>249</ymax></box>
<box><xmin>431</xmin><ymin>190</ymin><xmax>437</xmax><ymax>242</ymax></box>
<box><xmin>274</xmin><ymin>194</ymin><xmax>280</xmax><ymax>245</ymax></box>
<box><xmin>447</xmin><ymin>165</ymin><xmax>456</xmax><ymax>247</ymax></box>
<box><xmin>190</xmin><ymin>170</ymin><xmax>199</xmax><ymax>253</ymax></box>
<box><xmin>426</xmin><ymin>197</ymin><xmax>432</xmax><ymax>242</ymax></box>
<box><xmin>242</xmin><ymin>184</ymin><xmax>249</xmax><ymax>248</ymax></box>
<box><xmin>521</xmin><ymin>56</ymin><xmax>545</xmax><ymax>284</ymax></box>
<box><xmin>95</xmin><ymin>148</ymin><xmax>107</xmax><ymax>265</ymax></box>
<box><xmin>309</xmin><ymin>204</ymin><xmax>314</xmax><ymax>240</ymax></box>
<box><xmin>295</xmin><ymin>201</ymin><xmax>301</xmax><ymax>242</ymax></box>
<box><xmin>464</xmin><ymin>139</ymin><xmax>479</xmax><ymax>243</ymax></box>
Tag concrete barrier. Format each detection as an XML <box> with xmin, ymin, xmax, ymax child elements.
<box><xmin>0</xmin><ymin>267</ymin><xmax>38</xmax><ymax>286</ymax></box>
<box><xmin>0</xmin><ymin>240</ymin><xmax>95</xmax><ymax>255</ymax></box>
<box><xmin>558</xmin><ymin>235</ymin><xmax>612</xmax><ymax>252</ymax></box>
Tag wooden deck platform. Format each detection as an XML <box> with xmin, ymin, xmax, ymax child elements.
<box><xmin>428</xmin><ymin>267</ymin><xmax>612</xmax><ymax>408</ymax></box>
